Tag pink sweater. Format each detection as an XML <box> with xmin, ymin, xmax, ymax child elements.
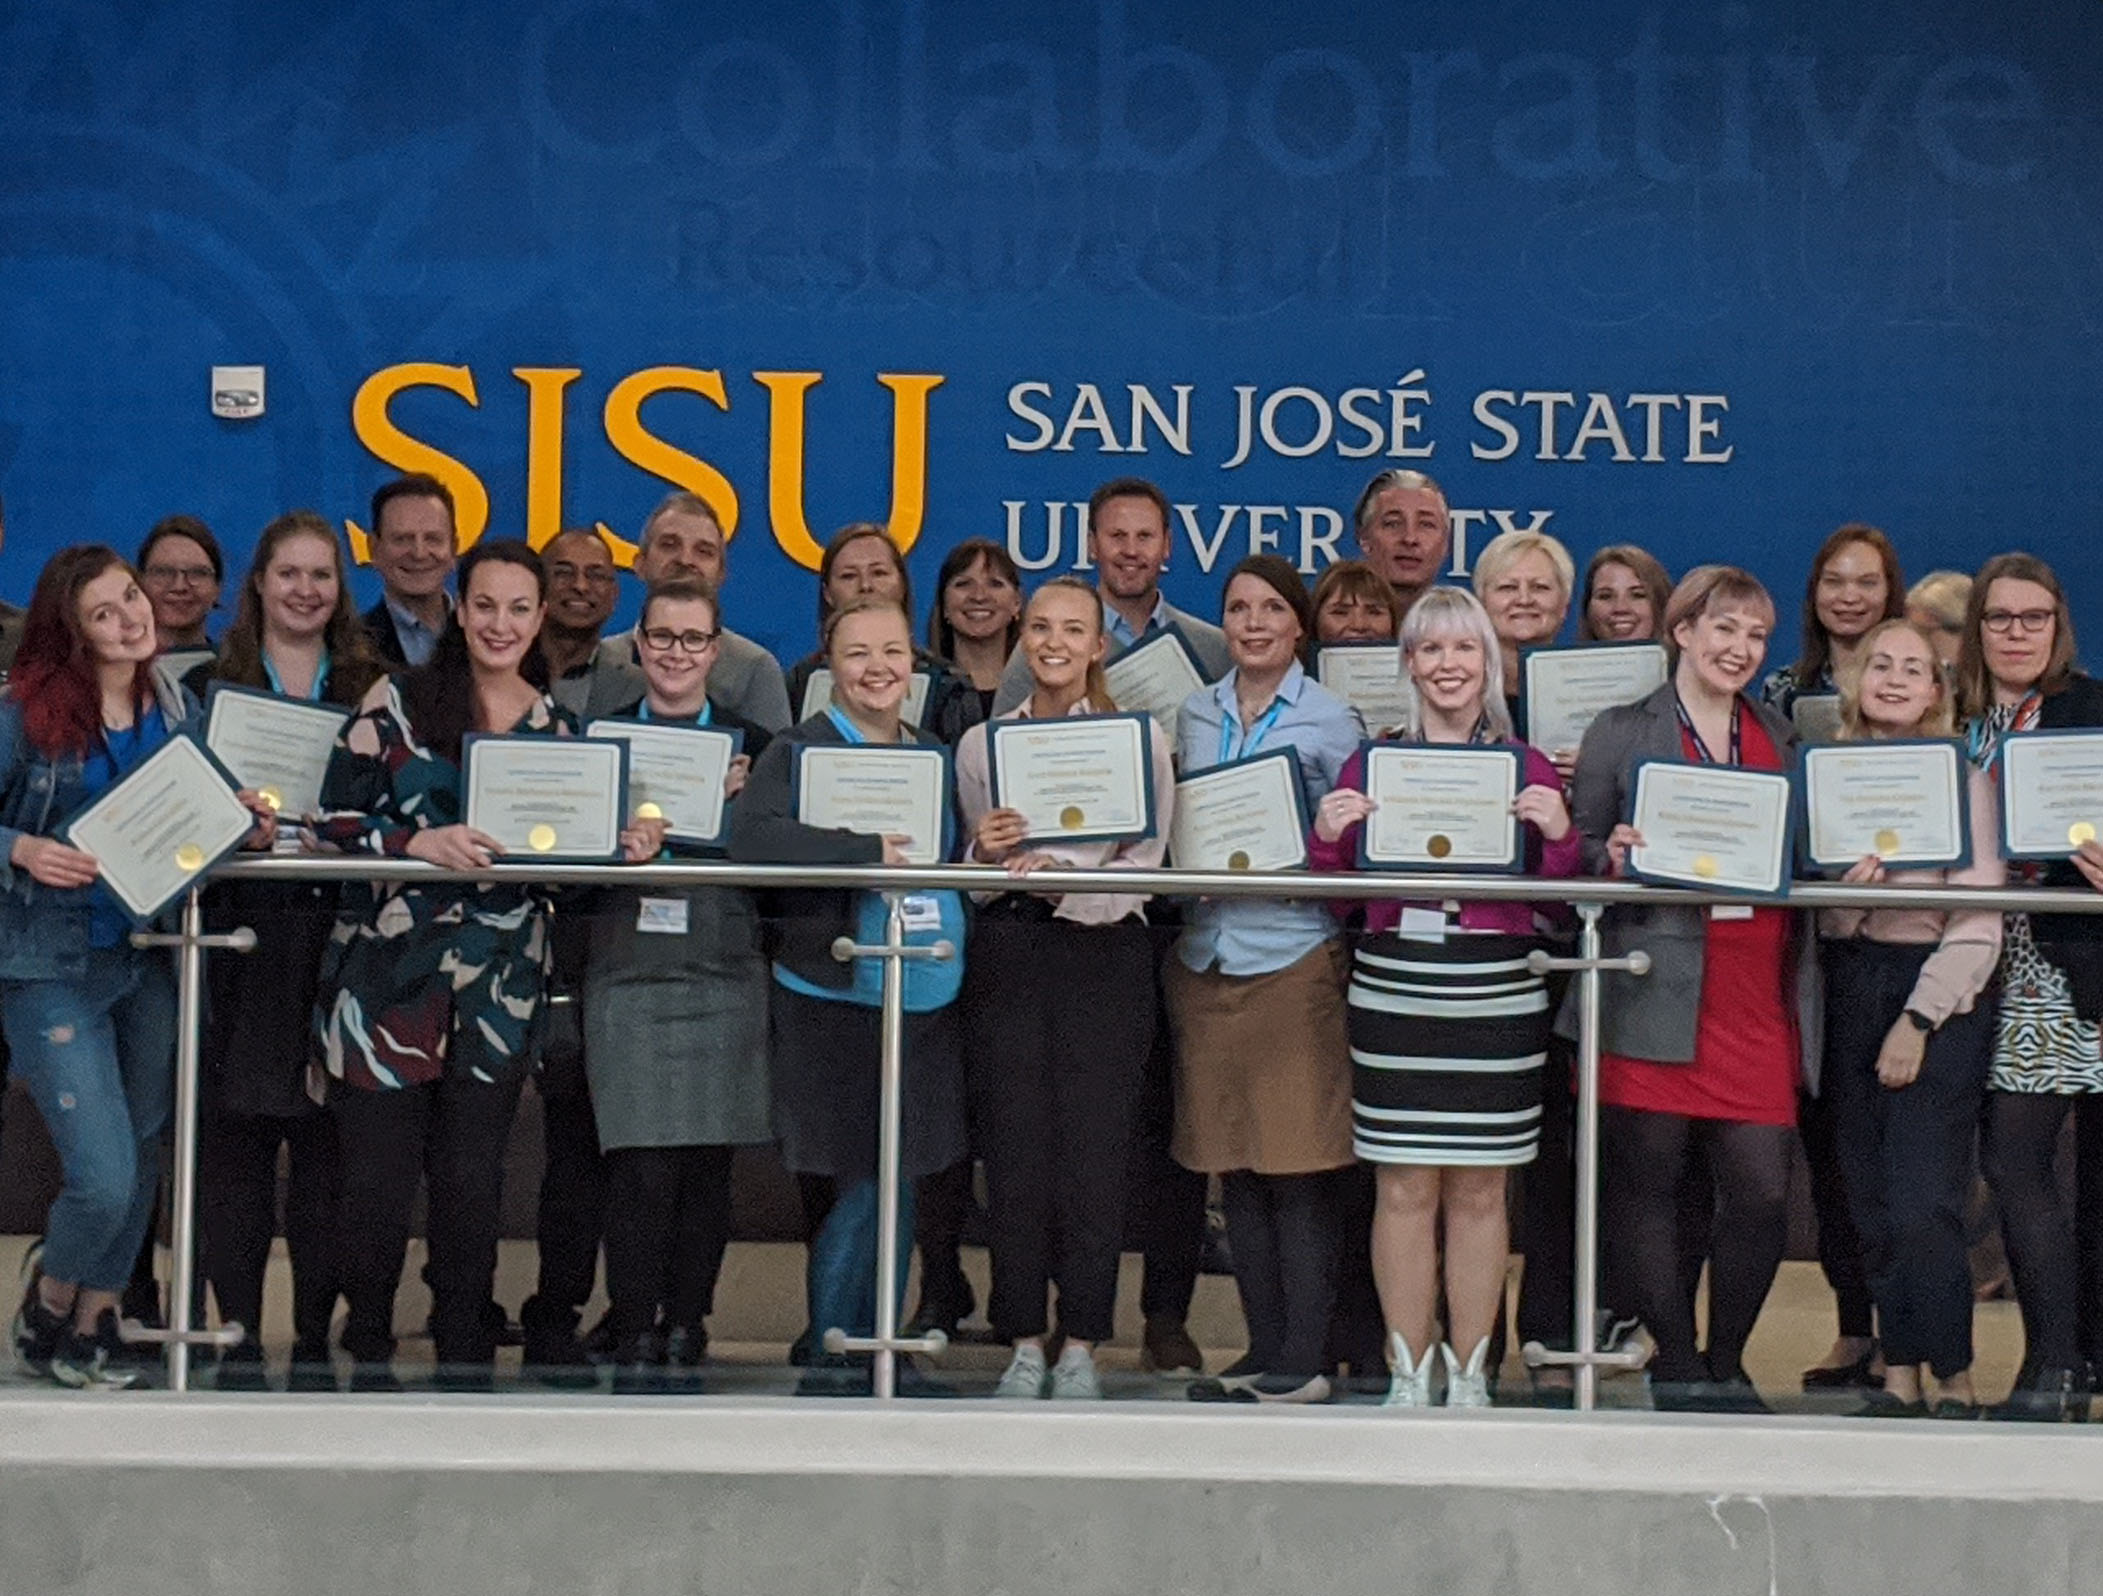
<box><xmin>1306</xmin><ymin>740</ymin><xmax>1584</xmax><ymax>934</ymax></box>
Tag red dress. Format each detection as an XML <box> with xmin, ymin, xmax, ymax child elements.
<box><xmin>1597</xmin><ymin>710</ymin><xmax>1799</xmax><ymax>1127</ymax></box>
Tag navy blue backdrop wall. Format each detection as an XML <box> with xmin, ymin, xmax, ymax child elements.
<box><xmin>1</xmin><ymin>0</ymin><xmax>2099</xmax><ymax>666</ymax></box>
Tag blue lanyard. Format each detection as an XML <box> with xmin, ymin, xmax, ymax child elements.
<box><xmin>263</xmin><ymin>651</ymin><xmax>330</xmax><ymax>701</ymax></box>
<box><xmin>1220</xmin><ymin>692</ymin><xmax>1287</xmax><ymax>764</ymax></box>
<box><xmin>1673</xmin><ymin>690</ymin><xmax>1742</xmax><ymax>766</ymax></box>
<box><xmin>825</xmin><ymin>704</ymin><xmax>869</xmax><ymax>745</ymax></box>
<box><xmin>639</xmin><ymin>699</ymin><xmax>711</xmax><ymax>727</ymax></box>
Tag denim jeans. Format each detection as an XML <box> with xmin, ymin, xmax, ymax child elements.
<box><xmin>808</xmin><ymin>1178</ymin><xmax>917</xmax><ymax>1347</ymax></box>
<box><xmin>0</xmin><ymin>947</ymin><xmax>176</xmax><ymax>1289</ymax></box>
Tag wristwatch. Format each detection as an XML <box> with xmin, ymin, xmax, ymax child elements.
<box><xmin>1902</xmin><ymin>1008</ymin><xmax>1935</xmax><ymax>1035</ymax></box>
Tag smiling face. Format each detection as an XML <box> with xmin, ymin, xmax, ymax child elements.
<box><xmin>637</xmin><ymin>593</ymin><xmax>719</xmax><ymax>705</ymax></box>
<box><xmin>1482</xmin><ymin>548</ymin><xmax>1567</xmax><ymax>651</ymax></box>
<box><xmin>256</xmin><ymin>530</ymin><xmax>340</xmax><ymax>645</ymax></box>
<box><xmin>140</xmin><ymin>532</ymin><xmax>220</xmax><ymax>637</ymax></box>
<box><xmin>941</xmin><ymin>552</ymin><xmax>1021</xmax><ymax>645</ymax></box>
<box><xmin>77</xmin><ymin>562</ymin><xmax>157</xmax><ymax>666</ymax></box>
<box><xmin>1854</xmin><ymin>625</ymin><xmax>1944</xmax><ymax>736</ymax></box>
<box><xmin>1316</xmin><ymin>586</ymin><xmax>1395</xmax><ymax>644</ymax></box>
<box><xmin>1224</xmin><ymin>572</ymin><xmax>1303</xmax><ymax>678</ymax></box>
<box><xmin>1087</xmin><ymin>494</ymin><xmax>1171</xmax><ymax>605</ymax></box>
<box><xmin>827</xmin><ymin>605</ymin><xmax>915</xmax><ymax>721</ymax></box>
<box><xmin>1978</xmin><ymin>576</ymin><xmax>2059</xmax><ymax>696</ymax></box>
<box><xmin>459</xmin><ymin>559</ymin><xmax>544</xmax><ymax>674</ymax></box>
<box><xmin>1586</xmin><ymin>560</ymin><xmax>1656</xmax><ymax>641</ymax></box>
<box><xmin>1020</xmin><ymin>584</ymin><xmax>1106</xmax><ymax>697</ymax></box>
<box><xmin>1673</xmin><ymin>602</ymin><xmax>1771</xmax><ymax>698</ymax></box>
<box><xmin>371</xmin><ymin>493</ymin><xmax>455</xmax><ymax>602</ymax></box>
<box><xmin>825</xmin><ymin>533</ymin><xmax>906</xmax><ymax>617</ymax></box>
<box><xmin>1406</xmin><ymin>624</ymin><xmax>1487</xmax><ymax>723</ymax></box>
<box><xmin>1814</xmin><ymin>539</ymin><xmax>1889</xmax><ymax>647</ymax></box>
<box><xmin>545</xmin><ymin>532</ymin><xmax>618</xmax><ymax>635</ymax></box>
<box><xmin>1357</xmin><ymin>484</ymin><xmax>1449</xmax><ymax>593</ymax></box>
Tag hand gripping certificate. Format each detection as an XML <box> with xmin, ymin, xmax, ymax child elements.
<box><xmin>989</xmin><ymin>713</ymin><xmax>1155</xmax><ymax>845</ymax></box>
<box><xmin>203</xmin><ymin>682</ymin><xmax>352</xmax><ymax>819</ymax></box>
<box><xmin>1103</xmin><ymin>628</ymin><xmax>1209</xmax><ymax>735</ymax></box>
<box><xmin>61</xmin><ymin>733</ymin><xmax>257</xmax><ymax>921</ymax></box>
<box><xmin>1999</xmin><ymin>729</ymin><xmax>2103</xmax><ymax>861</ymax></box>
<box><xmin>1357</xmin><ymin>744</ymin><xmax>1521</xmax><ymax>870</ymax></box>
<box><xmin>1628</xmin><ymin>760</ymin><xmax>1794</xmax><ymax>896</ymax></box>
<box><xmin>462</xmin><ymin>735</ymin><xmax>628</xmax><ymax>861</ymax></box>
<box><xmin>1520</xmin><ymin>643</ymin><xmax>1668</xmax><ymax>756</ymax></box>
<box><xmin>584</xmin><ymin>720</ymin><xmax>744</xmax><ymax>845</ymax></box>
<box><xmin>1316</xmin><ymin>644</ymin><xmax>1415</xmax><ymax>737</ymax></box>
<box><xmin>800</xmin><ymin>668</ymin><xmax>933</xmax><ymax>727</ymax></box>
<box><xmin>793</xmin><ymin>743</ymin><xmax>952</xmax><ymax>865</ymax></box>
<box><xmin>1802</xmin><ymin>739</ymin><xmax>1968</xmax><ymax>869</ymax></box>
<box><xmin>1171</xmin><ymin>750</ymin><xmax>1309</xmax><ymax>871</ymax></box>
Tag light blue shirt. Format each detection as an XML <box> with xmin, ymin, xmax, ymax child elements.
<box><xmin>386</xmin><ymin>595</ymin><xmax>444</xmax><ymax>668</ymax></box>
<box><xmin>1103</xmin><ymin>592</ymin><xmax>1171</xmax><ymax>654</ymax></box>
<box><xmin>1174</xmin><ymin>662</ymin><xmax>1365</xmax><ymax>977</ymax></box>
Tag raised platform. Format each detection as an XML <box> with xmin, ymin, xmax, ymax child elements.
<box><xmin>5</xmin><ymin>1391</ymin><xmax>2102</xmax><ymax>1596</ymax></box>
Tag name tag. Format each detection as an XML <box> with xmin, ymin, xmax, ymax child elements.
<box><xmin>901</xmin><ymin>894</ymin><xmax>944</xmax><ymax>933</ymax></box>
<box><xmin>1710</xmin><ymin>904</ymin><xmax>1755</xmax><ymax>922</ymax></box>
<box><xmin>1398</xmin><ymin>906</ymin><xmax>1447</xmax><ymax>944</ymax></box>
<box><xmin>637</xmin><ymin>897</ymin><xmax>690</xmax><ymax>936</ymax></box>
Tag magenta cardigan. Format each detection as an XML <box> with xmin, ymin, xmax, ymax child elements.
<box><xmin>1305</xmin><ymin>740</ymin><xmax>1585</xmax><ymax>934</ymax></box>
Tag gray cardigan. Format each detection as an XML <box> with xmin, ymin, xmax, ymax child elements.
<box><xmin>1560</xmin><ymin>682</ymin><xmax>1826</xmax><ymax>1091</ymax></box>
<box><xmin>993</xmin><ymin>594</ymin><xmax>1231</xmax><ymax>714</ymax></box>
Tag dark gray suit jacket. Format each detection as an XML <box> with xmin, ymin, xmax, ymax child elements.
<box><xmin>1561</xmin><ymin>682</ymin><xmax>1824</xmax><ymax>1089</ymax></box>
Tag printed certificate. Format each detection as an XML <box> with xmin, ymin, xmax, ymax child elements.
<box><xmin>1357</xmin><ymin>743</ymin><xmax>1520</xmax><ymax>870</ymax></box>
<box><xmin>1316</xmin><ymin>644</ymin><xmax>1415</xmax><ymax>737</ymax></box>
<box><xmin>61</xmin><ymin>734</ymin><xmax>256</xmax><ymax>920</ymax></box>
<box><xmin>1520</xmin><ymin>643</ymin><xmax>1667</xmax><ymax>756</ymax></box>
<box><xmin>793</xmin><ymin>742</ymin><xmax>952</xmax><ymax>865</ymax></box>
<box><xmin>462</xmin><ymin>735</ymin><xmax>627</xmax><ymax>861</ymax></box>
<box><xmin>1170</xmin><ymin>750</ymin><xmax>1309</xmax><ymax>871</ymax></box>
<box><xmin>203</xmin><ymin>682</ymin><xmax>351</xmax><ymax>818</ymax></box>
<box><xmin>989</xmin><ymin>712</ymin><xmax>1154</xmax><ymax>845</ymax></box>
<box><xmin>1628</xmin><ymin>760</ymin><xmax>1794</xmax><ymax>896</ymax></box>
<box><xmin>1103</xmin><ymin>627</ymin><xmax>1209</xmax><ymax>735</ymax></box>
<box><xmin>1803</xmin><ymin>739</ymin><xmax>1968</xmax><ymax>869</ymax></box>
<box><xmin>2000</xmin><ymin>729</ymin><xmax>2103</xmax><ymax>861</ymax></box>
<box><xmin>584</xmin><ymin>719</ymin><xmax>743</xmax><ymax>845</ymax></box>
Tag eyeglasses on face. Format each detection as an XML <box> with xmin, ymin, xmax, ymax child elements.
<box><xmin>640</xmin><ymin>626</ymin><xmax>720</xmax><ymax>654</ymax></box>
<box><xmin>550</xmin><ymin>563</ymin><xmax>617</xmax><ymax>588</ymax></box>
<box><xmin>143</xmin><ymin>565</ymin><xmax>217</xmax><ymax>588</ymax></box>
<box><xmin>1982</xmin><ymin>608</ymin><xmax>2054</xmax><ymax>636</ymax></box>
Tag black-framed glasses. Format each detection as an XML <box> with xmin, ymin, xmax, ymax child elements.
<box><xmin>641</xmin><ymin>626</ymin><xmax>720</xmax><ymax>654</ymax></box>
<box><xmin>1982</xmin><ymin>608</ymin><xmax>2054</xmax><ymax>636</ymax></box>
<box><xmin>143</xmin><ymin>564</ymin><xmax>217</xmax><ymax>588</ymax></box>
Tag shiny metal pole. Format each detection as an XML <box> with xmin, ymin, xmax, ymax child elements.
<box><xmin>826</xmin><ymin>892</ymin><xmax>953</xmax><ymax>1396</ymax></box>
<box><xmin>128</xmin><ymin>886</ymin><xmax>250</xmax><ymax>1390</ymax></box>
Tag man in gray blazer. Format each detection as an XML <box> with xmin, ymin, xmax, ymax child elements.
<box><xmin>563</xmin><ymin>491</ymin><xmax>792</xmax><ymax>730</ymax></box>
<box><xmin>993</xmin><ymin>476</ymin><xmax>1230</xmax><ymax>714</ymax></box>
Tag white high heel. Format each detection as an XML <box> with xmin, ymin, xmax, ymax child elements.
<box><xmin>1382</xmin><ymin>1331</ymin><xmax>1433</xmax><ymax>1408</ymax></box>
<box><xmin>1442</xmin><ymin>1337</ymin><xmax>1493</xmax><ymax>1409</ymax></box>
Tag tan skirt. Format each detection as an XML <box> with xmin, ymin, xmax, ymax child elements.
<box><xmin>1167</xmin><ymin>939</ymin><xmax>1355</xmax><ymax>1175</ymax></box>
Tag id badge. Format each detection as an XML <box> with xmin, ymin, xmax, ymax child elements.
<box><xmin>900</xmin><ymin>894</ymin><xmax>943</xmax><ymax>933</ymax></box>
<box><xmin>1710</xmin><ymin>904</ymin><xmax>1754</xmax><ymax>922</ymax></box>
<box><xmin>1398</xmin><ymin>905</ymin><xmax>1447</xmax><ymax>944</ymax></box>
<box><xmin>637</xmin><ymin>897</ymin><xmax>690</xmax><ymax>935</ymax></box>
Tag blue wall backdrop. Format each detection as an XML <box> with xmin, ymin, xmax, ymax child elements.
<box><xmin>1</xmin><ymin>0</ymin><xmax>2099</xmax><ymax>666</ymax></box>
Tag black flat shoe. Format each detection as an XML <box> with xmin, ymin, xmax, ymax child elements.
<box><xmin>1929</xmin><ymin>1398</ymin><xmax>1979</xmax><ymax>1420</ymax></box>
<box><xmin>1802</xmin><ymin>1345</ymin><xmax>1880</xmax><ymax>1391</ymax></box>
<box><xmin>1854</xmin><ymin>1390</ymin><xmax>1928</xmax><ymax>1419</ymax></box>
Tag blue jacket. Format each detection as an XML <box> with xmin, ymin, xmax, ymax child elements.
<box><xmin>0</xmin><ymin>671</ymin><xmax>196</xmax><ymax>981</ymax></box>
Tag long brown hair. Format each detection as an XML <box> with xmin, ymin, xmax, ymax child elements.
<box><xmin>12</xmin><ymin>546</ymin><xmax>161</xmax><ymax>758</ymax></box>
<box><xmin>1022</xmin><ymin>575</ymin><xmax>1117</xmax><ymax>712</ymax></box>
<box><xmin>1789</xmin><ymin>523</ymin><xmax>1904</xmax><ymax>686</ymax></box>
<box><xmin>1955</xmin><ymin>552</ymin><xmax>2078</xmax><ymax>722</ymax></box>
<box><xmin>214</xmin><ymin>511</ymin><xmax>386</xmax><ymax>704</ymax></box>
<box><xmin>398</xmin><ymin>541</ymin><xmax>549</xmax><ymax>763</ymax></box>
<box><xmin>1839</xmin><ymin>619</ymin><xmax>1954</xmax><ymax>739</ymax></box>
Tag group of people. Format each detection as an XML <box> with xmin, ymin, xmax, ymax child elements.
<box><xmin>1</xmin><ymin>469</ymin><xmax>2099</xmax><ymax>1419</ymax></box>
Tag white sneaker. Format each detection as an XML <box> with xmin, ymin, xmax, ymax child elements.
<box><xmin>1382</xmin><ymin>1332</ymin><xmax>1433</xmax><ymax>1408</ymax></box>
<box><xmin>1442</xmin><ymin>1338</ymin><xmax>1492</xmax><ymax>1409</ymax></box>
<box><xmin>1048</xmin><ymin>1342</ymin><xmax>1103</xmax><ymax>1400</ymax></box>
<box><xmin>995</xmin><ymin>1343</ymin><xmax>1049</xmax><ymax>1399</ymax></box>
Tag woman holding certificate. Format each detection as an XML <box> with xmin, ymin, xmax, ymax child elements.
<box><xmin>312</xmin><ymin>540</ymin><xmax>579</xmax><ymax>1391</ymax></box>
<box><xmin>1958</xmin><ymin>554</ymin><xmax>2103</xmax><ymax>1420</ymax></box>
<box><xmin>954</xmin><ymin>576</ymin><xmax>1176</xmax><ymax>1402</ymax></box>
<box><xmin>183</xmin><ymin>511</ymin><xmax>384</xmax><ymax>1388</ymax></box>
<box><xmin>1576</xmin><ymin>565</ymin><xmax>1811</xmax><ymax>1413</ymax></box>
<box><xmin>1168</xmin><ymin>556</ymin><xmax>1362</xmax><ymax>1405</ymax></box>
<box><xmin>1817</xmin><ymin>619</ymin><xmax>2004</xmax><ymax>1418</ymax></box>
<box><xmin>729</xmin><ymin>596</ymin><xmax>967</xmax><ymax>1397</ymax></box>
<box><xmin>1</xmin><ymin>545</ymin><xmax>270</xmax><ymax>1388</ymax></box>
<box><xmin>1308</xmin><ymin>587</ymin><xmax>1581</xmax><ymax>1409</ymax></box>
<box><xmin>781</xmin><ymin>523</ymin><xmax>963</xmax><ymax>738</ymax></box>
<box><xmin>583</xmin><ymin>577</ymin><xmax>773</xmax><ymax>1390</ymax></box>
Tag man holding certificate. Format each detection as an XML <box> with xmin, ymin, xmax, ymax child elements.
<box><xmin>955</xmin><ymin>577</ymin><xmax>1175</xmax><ymax>1402</ymax></box>
<box><xmin>1307</xmin><ymin>587</ymin><xmax>1580</xmax><ymax>1410</ymax></box>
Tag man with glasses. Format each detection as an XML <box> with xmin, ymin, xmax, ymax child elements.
<box><xmin>362</xmin><ymin>474</ymin><xmax>457</xmax><ymax>668</ymax></box>
<box><xmin>542</xmin><ymin>528</ymin><xmax>621</xmax><ymax>712</ymax></box>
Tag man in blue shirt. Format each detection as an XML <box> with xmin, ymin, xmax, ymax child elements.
<box><xmin>361</xmin><ymin>474</ymin><xmax>456</xmax><ymax>668</ymax></box>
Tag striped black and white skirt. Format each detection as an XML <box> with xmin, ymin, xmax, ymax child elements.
<box><xmin>1347</xmin><ymin>931</ymin><xmax>1550</xmax><ymax>1167</ymax></box>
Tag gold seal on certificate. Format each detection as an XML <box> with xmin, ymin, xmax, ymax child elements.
<box><xmin>1999</xmin><ymin>729</ymin><xmax>2103</xmax><ymax>860</ymax></box>
<box><xmin>991</xmin><ymin>714</ymin><xmax>1155</xmax><ymax>846</ymax></box>
<box><xmin>1103</xmin><ymin>629</ymin><xmax>1209</xmax><ymax>736</ymax></box>
<box><xmin>585</xmin><ymin>720</ymin><xmax>743</xmax><ymax>845</ymax></box>
<box><xmin>793</xmin><ymin>742</ymin><xmax>951</xmax><ymax>865</ymax></box>
<box><xmin>1628</xmin><ymin>761</ymin><xmax>1793</xmax><ymax>895</ymax></box>
<box><xmin>61</xmin><ymin>734</ymin><xmax>257</xmax><ymax>921</ymax></box>
<box><xmin>1803</xmin><ymin>740</ymin><xmax>1967</xmax><ymax>870</ymax></box>
<box><xmin>1315</xmin><ymin>644</ymin><xmax>1414</xmax><ymax>737</ymax></box>
<box><xmin>1170</xmin><ymin>750</ymin><xmax>1309</xmax><ymax>872</ymax></box>
<box><xmin>462</xmin><ymin>735</ymin><xmax>628</xmax><ymax>862</ymax></box>
<box><xmin>1357</xmin><ymin>744</ymin><xmax>1520</xmax><ymax>870</ymax></box>
<box><xmin>801</xmin><ymin>668</ymin><xmax>933</xmax><ymax>727</ymax></box>
<box><xmin>203</xmin><ymin>682</ymin><xmax>353</xmax><ymax>820</ymax></box>
<box><xmin>1520</xmin><ymin>644</ymin><xmax>1668</xmax><ymax>755</ymax></box>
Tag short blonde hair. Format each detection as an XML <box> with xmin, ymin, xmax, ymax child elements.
<box><xmin>1906</xmin><ymin>570</ymin><xmax>1971</xmax><ymax>635</ymax></box>
<box><xmin>1472</xmin><ymin>529</ymin><xmax>1576</xmax><ymax>611</ymax></box>
<box><xmin>1661</xmin><ymin>565</ymin><xmax>1775</xmax><ymax>664</ymax></box>
<box><xmin>1399</xmin><ymin>586</ymin><xmax>1513</xmax><ymax>741</ymax></box>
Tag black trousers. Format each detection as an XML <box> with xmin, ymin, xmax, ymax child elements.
<box><xmin>1823</xmin><ymin>942</ymin><xmax>1992</xmax><ymax>1378</ymax></box>
<box><xmin>1135</xmin><ymin>936</ymin><xmax>1205</xmax><ymax>1326</ymax></box>
<box><xmin>601</xmin><ymin>1145</ymin><xmax>736</xmax><ymax>1342</ymax></box>
<box><xmin>1222</xmin><ymin>1170</ymin><xmax>1338</xmax><ymax>1379</ymax></box>
<box><xmin>332</xmin><ymin>1072</ymin><xmax>524</xmax><ymax>1368</ymax></box>
<box><xmin>199</xmin><ymin>1098</ymin><xmax>340</xmax><ymax>1355</ymax></box>
<box><xmin>967</xmin><ymin>910</ymin><xmax>1156</xmax><ymax>1344</ymax></box>
<box><xmin>1799</xmin><ymin>1082</ymin><xmax>1876</xmax><ymax>1342</ymax></box>
<box><xmin>1982</xmin><ymin>1089</ymin><xmax>2103</xmax><ymax>1374</ymax></box>
<box><xmin>521</xmin><ymin>1077</ymin><xmax>605</xmax><ymax>1338</ymax></box>
<box><xmin>1603</xmin><ymin>1103</ymin><xmax>1793</xmax><ymax>1386</ymax></box>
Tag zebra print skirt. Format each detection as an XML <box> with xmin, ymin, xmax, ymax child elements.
<box><xmin>1347</xmin><ymin>930</ymin><xmax>1550</xmax><ymax>1167</ymax></box>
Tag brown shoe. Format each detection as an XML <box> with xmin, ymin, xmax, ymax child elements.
<box><xmin>1142</xmin><ymin>1318</ymin><xmax>1205</xmax><ymax>1376</ymax></box>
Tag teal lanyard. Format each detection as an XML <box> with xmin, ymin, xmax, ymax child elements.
<box><xmin>263</xmin><ymin>651</ymin><xmax>330</xmax><ymax>701</ymax></box>
<box><xmin>639</xmin><ymin>699</ymin><xmax>711</xmax><ymax>726</ymax></box>
<box><xmin>1219</xmin><ymin>692</ymin><xmax>1286</xmax><ymax>763</ymax></box>
<box><xmin>824</xmin><ymin>704</ymin><xmax>869</xmax><ymax>745</ymax></box>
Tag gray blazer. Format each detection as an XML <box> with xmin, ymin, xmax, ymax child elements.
<box><xmin>993</xmin><ymin>595</ymin><xmax>1231</xmax><ymax>714</ymax></box>
<box><xmin>569</xmin><ymin>625</ymin><xmax>792</xmax><ymax>731</ymax></box>
<box><xmin>1560</xmin><ymin>682</ymin><xmax>1825</xmax><ymax>1090</ymax></box>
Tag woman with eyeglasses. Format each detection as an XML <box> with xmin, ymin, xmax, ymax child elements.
<box><xmin>136</xmin><ymin>515</ymin><xmax>224</xmax><ymax>672</ymax></box>
<box><xmin>1957</xmin><ymin>554</ymin><xmax>2103</xmax><ymax>1419</ymax></box>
